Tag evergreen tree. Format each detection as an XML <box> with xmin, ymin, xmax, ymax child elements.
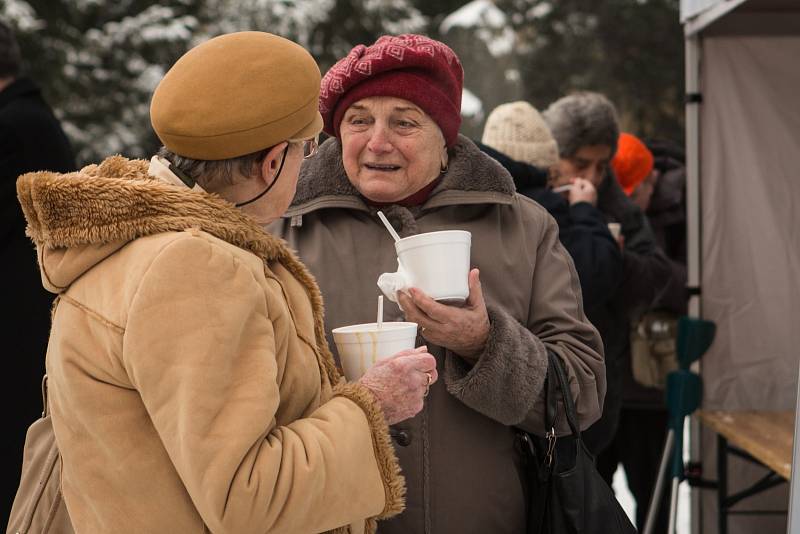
<box><xmin>2</xmin><ymin>0</ymin><xmax>684</xmax><ymax>163</ymax></box>
<box><xmin>3</xmin><ymin>0</ymin><xmax>202</xmax><ymax>162</ymax></box>
<box><xmin>496</xmin><ymin>0</ymin><xmax>684</xmax><ymax>142</ymax></box>
<box><xmin>1</xmin><ymin>0</ymin><xmax>426</xmax><ymax>164</ymax></box>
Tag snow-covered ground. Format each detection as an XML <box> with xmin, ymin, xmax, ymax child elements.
<box><xmin>613</xmin><ymin>466</ymin><xmax>689</xmax><ymax>532</ymax></box>
<box><xmin>612</xmin><ymin>424</ymin><xmax>690</xmax><ymax>533</ymax></box>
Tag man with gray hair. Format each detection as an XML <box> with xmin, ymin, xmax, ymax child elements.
<box><xmin>544</xmin><ymin>91</ymin><xmax>672</xmax><ymax>534</ymax></box>
<box><xmin>1</xmin><ymin>20</ymin><xmax>75</xmax><ymax>525</ymax></box>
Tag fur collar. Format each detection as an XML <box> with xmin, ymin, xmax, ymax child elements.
<box><xmin>287</xmin><ymin>134</ymin><xmax>516</xmax><ymax>216</ymax></box>
<box><xmin>19</xmin><ymin>155</ymin><xmax>283</xmax><ymax>255</ymax></box>
<box><xmin>17</xmin><ymin>155</ymin><xmax>341</xmax><ymax>384</ymax></box>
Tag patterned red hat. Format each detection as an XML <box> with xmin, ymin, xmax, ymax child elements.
<box><xmin>320</xmin><ymin>34</ymin><xmax>464</xmax><ymax>147</ymax></box>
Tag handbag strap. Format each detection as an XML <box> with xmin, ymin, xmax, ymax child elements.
<box><xmin>545</xmin><ymin>350</ymin><xmax>582</xmax><ymax>438</ymax></box>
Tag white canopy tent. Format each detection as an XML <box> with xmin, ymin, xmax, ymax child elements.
<box><xmin>681</xmin><ymin>1</ymin><xmax>800</xmax><ymax>532</ymax></box>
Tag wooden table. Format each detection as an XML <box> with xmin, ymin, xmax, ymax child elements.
<box><xmin>696</xmin><ymin>410</ymin><xmax>794</xmax><ymax>534</ymax></box>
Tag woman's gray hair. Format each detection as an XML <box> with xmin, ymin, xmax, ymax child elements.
<box><xmin>542</xmin><ymin>92</ymin><xmax>620</xmax><ymax>158</ymax></box>
<box><xmin>156</xmin><ymin>146</ymin><xmax>269</xmax><ymax>192</ymax></box>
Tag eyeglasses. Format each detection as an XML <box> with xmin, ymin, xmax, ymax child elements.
<box><xmin>290</xmin><ymin>136</ymin><xmax>319</xmax><ymax>159</ymax></box>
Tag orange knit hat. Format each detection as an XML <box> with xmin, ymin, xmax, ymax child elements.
<box><xmin>612</xmin><ymin>132</ymin><xmax>654</xmax><ymax>195</ymax></box>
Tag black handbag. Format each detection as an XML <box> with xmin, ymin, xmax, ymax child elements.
<box><xmin>519</xmin><ymin>351</ymin><xmax>638</xmax><ymax>534</ymax></box>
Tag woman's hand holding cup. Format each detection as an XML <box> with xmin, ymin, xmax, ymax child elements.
<box><xmin>359</xmin><ymin>346</ymin><xmax>438</xmax><ymax>425</ymax></box>
<box><xmin>398</xmin><ymin>268</ymin><xmax>490</xmax><ymax>364</ymax></box>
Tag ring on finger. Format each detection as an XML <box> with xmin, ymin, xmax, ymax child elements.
<box><xmin>423</xmin><ymin>371</ymin><xmax>432</xmax><ymax>397</ymax></box>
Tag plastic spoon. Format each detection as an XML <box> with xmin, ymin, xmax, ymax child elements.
<box><xmin>377</xmin><ymin>295</ymin><xmax>384</xmax><ymax>330</ymax></box>
<box><xmin>552</xmin><ymin>184</ymin><xmax>574</xmax><ymax>193</ymax></box>
<box><xmin>377</xmin><ymin>210</ymin><xmax>401</xmax><ymax>243</ymax></box>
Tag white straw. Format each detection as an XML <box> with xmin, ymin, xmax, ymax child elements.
<box><xmin>552</xmin><ymin>184</ymin><xmax>574</xmax><ymax>193</ymax></box>
<box><xmin>377</xmin><ymin>210</ymin><xmax>402</xmax><ymax>243</ymax></box>
<box><xmin>377</xmin><ymin>295</ymin><xmax>384</xmax><ymax>329</ymax></box>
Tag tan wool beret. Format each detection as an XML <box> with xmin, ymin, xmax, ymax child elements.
<box><xmin>151</xmin><ymin>31</ymin><xmax>323</xmax><ymax>160</ymax></box>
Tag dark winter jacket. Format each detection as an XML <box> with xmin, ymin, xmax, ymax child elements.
<box><xmin>477</xmin><ymin>142</ymin><xmax>622</xmax><ymax>312</ymax></box>
<box><xmin>597</xmin><ymin>171</ymin><xmax>673</xmax><ymax>409</ymax></box>
<box><xmin>1</xmin><ymin>76</ymin><xmax>75</xmax><ymax>524</ymax></box>
<box><xmin>647</xmin><ymin>139</ymin><xmax>688</xmax><ymax>315</ymax></box>
<box><xmin>477</xmin><ymin>142</ymin><xmax>624</xmax><ymax>453</ymax></box>
<box><xmin>269</xmin><ymin>135</ymin><xmax>606</xmax><ymax>534</ymax></box>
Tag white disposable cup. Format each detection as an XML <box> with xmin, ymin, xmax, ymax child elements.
<box><xmin>607</xmin><ymin>222</ymin><xmax>622</xmax><ymax>240</ymax></box>
<box><xmin>332</xmin><ymin>322</ymin><xmax>418</xmax><ymax>382</ymax></box>
<box><xmin>394</xmin><ymin>230</ymin><xmax>471</xmax><ymax>303</ymax></box>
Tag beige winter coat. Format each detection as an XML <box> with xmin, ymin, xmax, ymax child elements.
<box><xmin>268</xmin><ymin>136</ymin><xmax>606</xmax><ymax>533</ymax></box>
<box><xmin>16</xmin><ymin>156</ymin><xmax>404</xmax><ymax>534</ymax></box>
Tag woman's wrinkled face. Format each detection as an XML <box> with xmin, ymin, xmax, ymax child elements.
<box><xmin>340</xmin><ymin>97</ymin><xmax>447</xmax><ymax>203</ymax></box>
<box><xmin>556</xmin><ymin>144</ymin><xmax>613</xmax><ymax>189</ymax></box>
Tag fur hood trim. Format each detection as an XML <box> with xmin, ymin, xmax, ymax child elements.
<box><xmin>287</xmin><ymin>134</ymin><xmax>516</xmax><ymax>216</ymax></box>
<box><xmin>17</xmin><ymin>155</ymin><xmax>341</xmax><ymax>384</ymax></box>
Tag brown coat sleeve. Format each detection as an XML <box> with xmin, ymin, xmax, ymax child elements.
<box><xmin>443</xmin><ymin>211</ymin><xmax>606</xmax><ymax>436</ymax></box>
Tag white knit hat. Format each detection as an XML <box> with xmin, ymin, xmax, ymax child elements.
<box><xmin>481</xmin><ymin>101</ymin><xmax>560</xmax><ymax>169</ymax></box>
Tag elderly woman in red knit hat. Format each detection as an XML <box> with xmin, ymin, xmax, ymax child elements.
<box><xmin>268</xmin><ymin>34</ymin><xmax>605</xmax><ymax>534</ymax></box>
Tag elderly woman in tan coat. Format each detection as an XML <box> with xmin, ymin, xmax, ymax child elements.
<box><xmin>14</xmin><ymin>32</ymin><xmax>438</xmax><ymax>534</ymax></box>
<box><xmin>268</xmin><ymin>34</ymin><xmax>606</xmax><ymax>534</ymax></box>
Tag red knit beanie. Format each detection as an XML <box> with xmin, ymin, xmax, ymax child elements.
<box><xmin>320</xmin><ymin>34</ymin><xmax>464</xmax><ymax>147</ymax></box>
<box><xmin>612</xmin><ymin>132</ymin><xmax>655</xmax><ymax>195</ymax></box>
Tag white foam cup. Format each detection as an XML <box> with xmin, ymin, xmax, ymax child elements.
<box><xmin>377</xmin><ymin>230</ymin><xmax>471</xmax><ymax>304</ymax></box>
<box><xmin>607</xmin><ymin>222</ymin><xmax>622</xmax><ymax>240</ymax></box>
<box><xmin>332</xmin><ymin>322</ymin><xmax>418</xmax><ymax>382</ymax></box>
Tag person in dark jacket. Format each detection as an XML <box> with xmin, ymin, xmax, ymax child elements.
<box><xmin>645</xmin><ymin>137</ymin><xmax>688</xmax><ymax>304</ymax></box>
<box><xmin>0</xmin><ymin>20</ymin><xmax>75</xmax><ymax>524</ymax></box>
<box><xmin>479</xmin><ymin>100</ymin><xmax>624</xmax><ymax>455</ymax></box>
<box><xmin>544</xmin><ymin>92</ymin><xmax>673</xmax><ymax>534</ymax></box>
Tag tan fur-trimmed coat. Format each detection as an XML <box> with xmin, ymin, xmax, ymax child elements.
<box><xmin>16</xmin><ymin>156</ymin><xmax>404</xmax><ymax>534</ymax></box>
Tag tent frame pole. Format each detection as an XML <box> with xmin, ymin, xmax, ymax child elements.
<box><xmin>685</xmin><ymin>31</ymin><xmax>702</xmax><ymax>534</ymax></box>
<box><xmin>788</xmin><ymin>364</ymin><xmax>800</xmax><ymax>533</ymax></box>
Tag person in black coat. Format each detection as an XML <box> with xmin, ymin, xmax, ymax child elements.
<box><xmin>644</xmin><ymin>137</ymin><xmax>688</xmax><ymax>311</ymax></box>
<box><xmin>543</xmin><ymin>93</ymin><xmax>673</xmax><ymax>534</ymax></box>
<box><xmin>476</xmin><ymin>142</ymin><xmax>623</xmax><ymax>315</ymax></box>
<box><xmin>480</xmin><ymin>101</ymin><xmax>624</xmax><ymax>454</ymax></box>
<box><xmin>0</xmin><ymin>21</ymin><xmax>75</xmax><ymax>524</ymax></box>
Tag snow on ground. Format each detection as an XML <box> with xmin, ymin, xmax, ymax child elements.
<box><xmin>611</xmin><ymin>421</ymin><xmax>690</xmax><ymax>532</ymax></box>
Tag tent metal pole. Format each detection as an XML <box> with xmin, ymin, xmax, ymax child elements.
<box><xmin>787</xmin><ymin>364</ymin><xmax>800</xmax><ymax>533</ymax></box>
<box><xmin>685</xmin><ymin>32</ymin><xmax>703</xmax><ymax>534</ymax></box>
<box><xmin>685</xmin><ymin>35</ymin><xmax>701</xmax><ymax>321</ymax></box>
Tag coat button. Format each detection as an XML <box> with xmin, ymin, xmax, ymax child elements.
<box><xmin>391</xmin><ymin>429</ymin><xmax>412</xmax><ymax>446</ymax></box>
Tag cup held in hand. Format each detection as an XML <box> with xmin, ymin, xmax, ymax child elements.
<box><xmin>377</xmin><ymin>230</ymin><xmax>471</xmax><ymax>304</ymax></box>
<box><xmin>332</xmin><ymin>322</ymin><xmax>418</xmax><ymax>381</ymax></box>
<box><xmin>607</xmin><ymin>222</ymin><xmax>622</xmax><ymax>240</ymax></box>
